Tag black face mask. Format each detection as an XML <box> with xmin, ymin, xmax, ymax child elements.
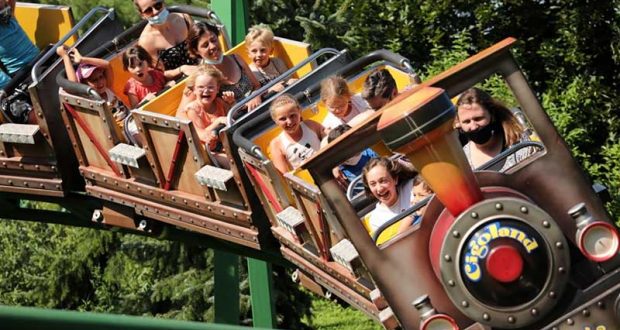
<box><xmin>461</xmin><ymin>121</ymin><xmax>499</xmax><ymax>145</ymax></box>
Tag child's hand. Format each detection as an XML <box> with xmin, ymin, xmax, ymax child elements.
<box><xmin>287</xmin><ymin>78</ymin><xmax>298</xmax><ymax>85</ymax></box>
<box><xmin>269</xmin><ymin>82</ymin><xmax>286</xmax><ymax>93</ymax></box>
<box><xmin>332</xmin><ymin>167</ymin><xmax>348</xmax><ymax>189</ymax></box>
<box><xmin>56</xmin><ymin>45</ymin><xmax>69</xmax><ymax>57</ymax></box>
<box><xmin>246</xmin><ymin>96</ymin><xmax>262</xmax><ymax>111</ymax></box>
<box><xmin>221</xmin><ymin>91</ymin><xmax>235</xmax><ymax>104</ymax></box>
<box><xmin>71</xmin><ymin>48</ymin><xmax>83</xmax><ymax>64</ymax></box>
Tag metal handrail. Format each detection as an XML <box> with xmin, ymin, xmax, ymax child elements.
<box><xmin>226</xmin><ymin>48</ymin><xmax>342</xmax><ymax>126</ymax></box>
<box><xmin>32</xmin><ymin>6</ymin><xmax>114</xmax><ymax>83</ymax></box>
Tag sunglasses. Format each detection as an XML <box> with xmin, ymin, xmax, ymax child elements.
<box><xmin>141</xmin><ymin>1</ymin><xmax>164</xmax><ymax>15</ymax></box>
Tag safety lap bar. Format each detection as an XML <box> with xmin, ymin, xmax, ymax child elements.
<box><xmin>32</xmin><ymin>6</ymin><xmax>114</xmax><ymax>84</ymax></box>
<box><xmin>226</xmin><ymin>48</ymin><xmax>341</xmax><ymax>126</ymax></box>
<box><xmin>56</xmin><ymin>73</ymin><xmax>101</xmax><ymax>100</ymax></box>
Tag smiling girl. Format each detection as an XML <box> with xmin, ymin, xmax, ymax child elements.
<box><xmin>320</xmin><ymin>75</ymin><xmax>370</xmax><ymax>130</ymax></box>
<box><xmin>361</xmin><ymin>157</ymin><xmax>417</xmax><ymax>236</ymax></box>
<box><xmin>269</xmin><ymin>94</ymin><xmax>326</xmax><ymax>174</ymax></box>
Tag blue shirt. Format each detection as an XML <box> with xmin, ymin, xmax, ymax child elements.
<box><xmin>340</xmin><ymin>148</ymin><xmax>378</xmax><ymax>181</ymax></box>
<box><xmin>0</xmin><ymin>17</ymin><xmax>39</xmax><ymax>89</ymax></box>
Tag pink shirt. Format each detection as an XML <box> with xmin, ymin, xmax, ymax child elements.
<box><xmin>123</xmin><ymin>70</ymin><xmax>167</xmax><ymax>105</ymax></box>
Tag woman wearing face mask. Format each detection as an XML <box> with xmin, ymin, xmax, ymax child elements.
<box><xmin>183</xmin><ymin>21</ymin><xmax>261</xmax><ymax>111</ymax></box>
<box><xmin>456</xmin><ymin>87</ymin><xmax>535</xmax><ymax>171</ymax></box>
<box><xmin>134</xmin><ymin>0</ymin><xmax>198</xmax><ymax>80</ymax></box>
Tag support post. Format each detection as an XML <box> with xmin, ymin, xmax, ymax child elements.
<box><xmin>248</xmin><ymin>258</ymin><xmax>276</xmax><ymax>328</ymax></box>
<box><xmin>214</xmin><ymin>251</ymin><xmax>240</xmax><ymax>324</ymax></box>
<box><xmin>210</xmin><ymin>0</ymin><xmax>249</xmax><ymax>45</ymax></box>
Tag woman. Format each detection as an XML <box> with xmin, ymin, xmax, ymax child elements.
<box><xmin>134</xmin><ymin>0</ymin><xmax>198</xmax><ymax>80</ymax></box>
<box><xmin>361</xmin><ymin>157</ymin><xmax>417</xmax><ymax>239</ymax></box>
<box><xmin>186</xmin><ymin>21</ymin><xmax>262</xmax><ymax>110</ymax></box>
<box><xmin>456</xmin><ymin>87</ymin><xmax>535</xmax><ymax>171</ymax></box>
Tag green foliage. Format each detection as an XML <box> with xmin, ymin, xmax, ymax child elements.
<box><xmin>301</xmin><ymin>291</ymin><xmax>381</xmax><ymax>330</ymax></box>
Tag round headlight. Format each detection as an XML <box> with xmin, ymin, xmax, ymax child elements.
<box><xmin>578</xmin><ymin>221</ymin><xmax>619</xmax><ymax>262</ymax></box>
<box><xmin>421</xmin><ymin>314</ymin><xmax>459</xmax><ymax>330</ymax></box>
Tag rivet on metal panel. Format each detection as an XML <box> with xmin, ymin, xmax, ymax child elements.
<box><xmin>444</xmin><ymin>255</ymin><xmax>452</xmax><ymax>262</ymax></box>
<box><xmin>597</xmin><ymin>301</ymin><xmax>605</xmax><ymax>309</ymax></box>
<box><xmin>164</xmin><ymin>121</ymin><xmax>169</xmax><ymax>125</ymax></box>
<box><xmin>582</xmin><ymin>309</ymin><xmax>590</xmax><ymax>317</ymax></box>
<box><xmin>448</xmin><ymin>280</ymin><xmax>455</xmax><ymax>286</ymax></box>
<box><xmin>520</xmin><ymin>206</ymin><xmax>528</xmax><ymax>213</ymax></box>
<box><xmin>23</xmin><ymin>182</ymin><xmax>28</xmax><ymax>187</ymax></box>
<box><xmin>51</xmin><ymin>166</ymin><xmax>56</xmax><ymax>171</ymax></box>
<box><xmin>549</xmin><ymin>291</ymin><xmax>556</xmax><ymax>298</ymax></box>
<box><xmin>137</xmin><ymin>187</ymin><xmax>142</xmax><ymax>192</ymax></box>
<box><xmin>470</xmin><ymin>212</ymin><xmax>478</xmax><ymax>219</ymax></box>
<box><xmin>452</xmin><ymin>231</ymin><xmax>460</xmax><ymax>238</ymax></box>
<box><xmin>482</xmin><ymin>313</ymin><xmax>490</xmax><ymax>321</ymax></box>
<box><xmin>39</xmin><ymin>184</ymin><xmax>44</xmax><ymax>188</ymax></box>
<box><xmin>171</xmin><ymin>196</ymin><xmax>176</xmax><ymax>201</ymax></box>
<box><xmin>507</xmin><ymin>316</ymin><xmax>515</xmax><ymax>324</ymax></box>
<box><xmin>531</xmin><ymin>308</ymin><xmax>538</xmax><ymax>316</ymax></box>
<box><xmin>461</xmin><ymin>301</ymin><xmax>469</xmax><ymax>307</ymax></box>
<box><xmin>37</xmin><ymin>112</ymin><xmax>43</xmax><ymax>117</ymax></box>
<box><xmin>558</xmin><ymin>267</ymin><xmax>566</xmax><ymax>274</ymax></box>
<box><xmin>35</xmin><ymin>165</ymin><xmax>40</xmax><ymax>170</ymax></box>
<box><xmin>555</xmin><ymin>242</ymin><xmax>563</xmax><ymax>249</ymax></box>
<box><xmin>183</xmin><ymin>199</ymin><xmax>187</xmax><ymax>204</ymax></box>
<box><xmin>566</xmin><ymin>318</ymin><xmax>574</xmax><ymax>326</ymax></box>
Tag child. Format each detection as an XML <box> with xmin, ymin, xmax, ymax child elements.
<box><xmin>177</xmin><ymin>65</ymin><xmax>231</xmax><ymax>151</ymax></box>
<box><xmin>122</xmin><ymin>45</ymin><xmax>168</xmax><ymax>108</ymax></box>
<box><xmin>245</xmin><ymin>24</ymin><xmax>296</xmax><ymax>93</ymax></box>
<box><xmin>361</xmin><ymin>68</ymin><xmax>397</xmax><ymax>110</ymax></box>
<box><xmin>269</xmin><ymin>94</ymin><xmax>325</xmax><ymax>174</ymax></box>
<box><xmin>397</xmin><ymin>175</ymin><xmax>432</xmax><ymax>234</ymax></box>
<box><xmin>185</xmin><ymin>21</ymin><xmax>262</xmax><ymax>110</ymax></box>
<box><xmin>326</xmin><ymin>124</ymin><xmax>378</xmax><ymax>189</ymax></box>
<box><xmin>56</xmin><ymin>45</ymin><xmax>129</xmax><ymax>127</ymax></box>
<box><xmin>320</xmin><ymin>75</ymin><xmax>370</xmax><ymax>130</ymax></box>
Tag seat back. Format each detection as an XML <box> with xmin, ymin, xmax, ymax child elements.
<box><xmin>14</xmin><ymin>3</ymin><xmax>77</xmax><ymax>49</ymax></box>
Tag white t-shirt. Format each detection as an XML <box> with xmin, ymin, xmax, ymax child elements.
<box><xmin>322</xmin><ymin>94</ymin><xmax>370</xmax><ymax>129</ymax></box>
<box><xmin>365</xmin><ymin>179</ymin><xmax>414</xmax><ymax>233</ymax></box>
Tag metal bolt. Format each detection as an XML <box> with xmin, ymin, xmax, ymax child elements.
<box><xmin>444</xmin><ymin>255</ymin><xmax>452</xmax><ymax>262</ymax></box>
<box><xmin>482</xmin><ymin>313</ymin><xmax>490</xmax><ymax>321</ymax></box>
<box><xmin>452</xmin><ymin>231</ymin><xmax>460</xmax><ymax>238</ymax></box>
<box><xmin>495</xmin><ymin>203</ymin><xmax>503</xmax><ymax>210</ymax></box>
<box><xmin>531</xmin><ymin>308</ymin><xmax>538</xmax><ymax>316</ymax></box>
<box><xmin>448</xmin><ymin>280</ymin><xmax>455</xmax><ymax>286</ymax></box>
<box><xmin>549</xmin><ymin>291</ymin><xmax>556</xmax><ymax>298</ymax></box>
<box><xmin>582</xmin><ymin>309</ymin><xmax>590</xmax><ymax>317</ymax></box>
<box><xmin>461</xmin><ymin>301</ymin><xmax>469</xmax><ymax>307</ymax></box>
<box><xmin>558</xmin><ymin>267</ymin><xmax>566</xmax><ymax>274</ymax></box>
<box><xmin>556</xmin><ymin>242</ymin><xmax>563</xmax><ymax>249</ymax></box>
<box><xmin>508</xmin><ymin>316</ymin><xmax>515</xmax><ymax>324</ymax></box>
<box><xmin>566</xmin><ymin>318</ymin><xmax>574</xmax><ymax>325</ymax></box>
<box><xmin>543</xmin><ymin>220</ymin><xmax>550</xmax><ymax>228</ymax></box>
<box><xmin>597</xmin><ymin>301</ymin><xmax>605</xmax><ymax>309</ymax></box>
<box><xmin>470</xmin><ymin>212</ymin><xmax>478</xmax><ymax>219</ymax></box>
<box><xmin>520</xmin><ymin>206</ymin><xmax>528</xmax><ymax>213</ymax></box>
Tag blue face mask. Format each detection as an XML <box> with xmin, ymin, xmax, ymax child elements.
<box><xmin>201</xmin><ymin>53</ymin><xmax>224</xmax><ymax>65</ymax></box>
<box><xmin>147</xmin><ymin>8</ymin><xmax>169</xmax><ymax>25</ymax></box>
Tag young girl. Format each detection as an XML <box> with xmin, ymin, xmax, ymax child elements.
<box><xmin>177</xmin><ymin>66</ymin><xmax>230</xmax><ymax>148</ymax></box>
<box><xmin>184</xmin><ymin>21</ymin><xmax>262</xmax><ymax>110</ymax></box>
<box><xmin>269</xmin><ymin>94</ymin><xmax>325</xmax><ymax>174</ymax></box>
<box><xmin>122</xmin><ymin>45</ymin><xmax>168</xmax><ymax>108</ymax></box>
<box><xmin>361</xmin><ymin>157</ymin><xmax>417</xmax><ymax>239</ymax></box>
<box><xmin>245</xmin><ymin>24</ymin><xmax>296</xmax><ymax>93</ymax></box>
<box><xmin>320</xmin><ymin>75</ymin><xmax>370</xmax><ymax>130</ymax></box>
<box><xmin>56</xmin><ymin>45</ymin><xmax>129</xmax><ymax>128</ymax></box>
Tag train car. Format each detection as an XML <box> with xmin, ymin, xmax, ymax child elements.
<box><xmin>54</xmin><ymin>5</ymin><xmax>351</xmax><ymax>250</ymax></box>
<box><xmin>230</xmin><ymin>49</ymin><xmax>421</xmax><ymax>321</ymax></box>
<box><xmin>0</xmin><ymin>4</ymin><xmax>125</xmax><ymax>198</ymax></box>
<box><xmin>287</xmin><ymin>38</ymin><xmax>619</xmax><ymax>329</ymax></box>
